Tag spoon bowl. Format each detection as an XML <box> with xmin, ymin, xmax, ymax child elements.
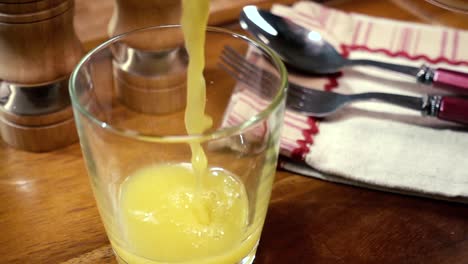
<box><xmin>240</xmin><ymin>6</ymin><xmax>346</xmax><ymax>74</ymax></box>
<box><xmin>240</xmin><ymin>6</ymin><xmax>468</xmax><ymax>94</ymax></box>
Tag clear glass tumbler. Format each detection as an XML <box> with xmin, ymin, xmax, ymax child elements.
<box><xmin>426</xmin><ymin>0</ymin><xmax>468</xmax><ymax>13</ymax></box>
<box><xmin>69</xmin><ymin>25</ymin><xmax>287</xmax><ymax>264</ymax></box>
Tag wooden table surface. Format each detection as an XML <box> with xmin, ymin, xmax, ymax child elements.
<box><xmin>2</xmin><ymin>0</ymin><xmax>468</xmax><ymax>263</ymax></box>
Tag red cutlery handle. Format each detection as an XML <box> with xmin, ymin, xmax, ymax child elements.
<box><xmin>438</xmin><ymin>96</ymin><xmax>468</xmax><ymax>125</ymax></box>
<box><xmin>433</xmin><ymin>68</ymin><xmax>468</xmax><ymax>94</ymax></box>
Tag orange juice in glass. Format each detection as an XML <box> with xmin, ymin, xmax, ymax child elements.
<box><xmin>69</xmin><ymin>22</ymin><xmax>287</xmax><ymax>264</ymax></box>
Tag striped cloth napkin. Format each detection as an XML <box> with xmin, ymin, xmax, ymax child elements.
<box><xmin>227</xmin><ymin>1</ymin><xmax>468</xmax><ymax>202</ymax></box>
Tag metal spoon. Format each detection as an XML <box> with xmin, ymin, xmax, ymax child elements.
<box><xmin>240</xmin><ymin>6</ymin><xmax>468</xmax><ymax>93</ymax></box>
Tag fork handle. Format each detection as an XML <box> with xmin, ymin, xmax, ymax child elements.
<box><xmin>436</xmin><ymin>96</ymin><xmax>468</xmax><ymax>125</ymax></box>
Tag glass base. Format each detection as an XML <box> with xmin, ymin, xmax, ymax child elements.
<box><xmin>114</xmin><ymin>244</ymin><xmax>258</xmax><ymax>264</ymax></box>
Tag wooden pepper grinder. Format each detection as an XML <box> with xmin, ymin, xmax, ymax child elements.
<box><xmin>0</xmin><ymin>0</ymin><xmax>83</xmax><ymax>152</ymax></box>
<box><xmin>108</xmin><ymin>0</ymin><xmax>188</xmax><ymax>114</ymax></box>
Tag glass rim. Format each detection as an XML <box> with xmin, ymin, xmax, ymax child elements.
<box><xmin>425</xmin><ymin>0</ymin><xmax>468</xmax><ymax>13</ymax></box>
<box><xmin>69</xmin><ymin>25</ymin><xmax>288</xmax><ymax>143</ymax></box>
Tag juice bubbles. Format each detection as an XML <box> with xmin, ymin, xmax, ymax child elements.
<box><xmin>113</xmin><ymin>164</ymin><xmax>263</xmax><ymax>264</ymax></box>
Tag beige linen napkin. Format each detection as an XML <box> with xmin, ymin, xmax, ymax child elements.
<box><xmin>226</xmin><ymin>2</ymin><xmax>468</xmax><ymax>202</ymax></box>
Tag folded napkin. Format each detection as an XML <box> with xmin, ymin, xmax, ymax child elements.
<box><xmin>227</xmin><ymin>1</ymin><xmax>468</xmax><ymax>202</ymax></box>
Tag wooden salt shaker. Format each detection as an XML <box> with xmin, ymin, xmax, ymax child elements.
<box><xmin>109</xmin><ymin>0</ymin><xmax>187</xmax><ymax>114</ymax></box>
<box><xmin>0</xmin><ymin>0</ymin><xmax>83</xmax><ymax>152</ymax></box>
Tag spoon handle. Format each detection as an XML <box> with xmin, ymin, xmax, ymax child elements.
<box><xmin>350</xmin><ymin>60</ymin><xmax>468</xmax><ymax>94</ymax></box>
<box><xmin>431</xmin><ymin>68</ymin><xmax>468</xmax><ymax>94</ymax></box>
<box><xmin>349</xmin><ymin>59</ymin><xmax>420</xmax><ymax>76</ymax></box>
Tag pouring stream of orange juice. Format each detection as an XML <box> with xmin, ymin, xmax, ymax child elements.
<box><xmin>112</xmin><ymin>1</ymin><xmax>262</xmax><ymax>263</ymax></box>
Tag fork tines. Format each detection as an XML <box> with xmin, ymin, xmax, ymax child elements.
<box><xmin>219</xmin><ymin>46</ymin><xmax>280</xmax><ymax>98</ymax></box>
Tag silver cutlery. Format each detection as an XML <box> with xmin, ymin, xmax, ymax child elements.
<box><xmin>240</xmin><ymin>6</ymin><xmax>468</xmax><ymax>94</ymax></box>
<box><xmin>220</xmin><ymin>46</ymin><xmax>468</xmax><ymax>125</ymax></box>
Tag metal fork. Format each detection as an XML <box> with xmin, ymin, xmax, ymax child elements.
<box><xmin>219</xmin><ymin>46</ymin><xmax>468</xmax><ymax>125</ymax></box>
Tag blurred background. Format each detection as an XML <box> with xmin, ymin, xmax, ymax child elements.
<box><xmin>74</xmin><ymin>0</ymin><xmax>468</xmax><ymax>51</ymax></box>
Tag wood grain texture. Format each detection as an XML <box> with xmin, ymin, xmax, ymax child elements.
<box><xmin>0</xmin><ymin>144</ymin><xmax>108</xmax><ymax>263</ymax></box>
<box><xmin>0</xmin><ymin>115</ymin><xmax>78</xmax><ymax>152</ymax></box>
<box><xmin>74</xmin><ymin>0</ymin><xmax>297</xmax><ymax>49</ymax></box>
<box><xmin>2</xmin><ymin>0</ymin><xmax>468</xmax><ymax>263</ymax></box>
<box><xmin>0</xmin><ymin>1</ymin><xmax>83</xmax><ymax>152</ymax></box>
<box><xmin>0</xmin><ymin>1</ymin><xmax>83</xmax><ymax>84</ymax></box>
<box><xmin>108</xmin><ymin>0</ymin><xmax>182</xmax><ymax>38</ymax></box>
<box><xmin>257</xmin><ymin>175</ymin><xmax>468</xmax><ymax>263</ymax></box>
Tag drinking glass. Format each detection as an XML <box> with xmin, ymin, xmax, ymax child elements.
<box><xmin>426</xmin><ymin>0</ymin><xmax>468</xmax><ymax>13</ymax></box>
<box><xmin>69</xmin><ymin>25</ymin><xmax>287</xmax><ymax>264</ymax></box>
